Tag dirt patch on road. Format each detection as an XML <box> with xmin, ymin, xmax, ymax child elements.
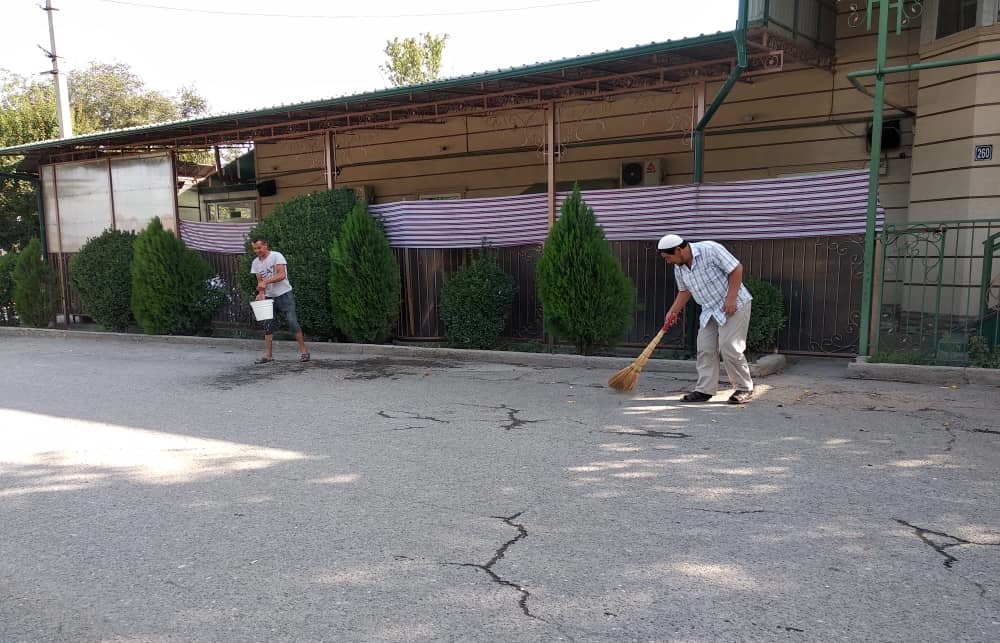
<box><xmin>210</xmin><ymin>357</ymin><xmax>457</xmax><ymax>389</ymax></box>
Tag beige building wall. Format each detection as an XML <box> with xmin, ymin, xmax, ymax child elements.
<box><xmin>909</xmin><ymin>25</ymin><xmax>1000</xmax><ymax>221</ymax></box>
<box><xmin>255</xmin><ymin>7</ymin><xmax>922</xmax><ymax>223</ymax></box>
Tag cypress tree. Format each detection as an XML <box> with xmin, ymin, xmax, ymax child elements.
<box><xmin>329</xmin><ymin>202</ymin><xmax>400</xmax><ymax>343</ymax></box>
<box><xmin>131</xmin><ymin>217</ymin><xmax>220</xmax><ymax>335</ymax></box>
<box><xmin>536</xmin><ymin>185</ymin><xmax>635</xmax><ymax>354</ymax></box>
<box><xmin>12</xmin><ymin>237</ymin><xmax>57</xmax><ymax>327</ymax></box>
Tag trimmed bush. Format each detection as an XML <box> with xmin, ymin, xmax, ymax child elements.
<box><xmin>69</xmin><ymin>229</ymin><xmax>137</xmax><ymax>331</ymax></box>
<box><xmin>130</xmin><ymin>217</ymin><xmax>222</xmax><ymax>335</ymax></box>
<box><xmin>744</xmin><ymin>276</ymin><xmax>786</xmax><ymax>354</ymax></box>
<box><xmin>536</xmin><ymin>185</ymin><xmax>635</xmax><ymax>355</ymax></box>
<box><xmin>0</xmin><ymin>250</ymin><xmax>17</xmax><ymax>324</ymax></box>
<box><xmin>440</xmin><ymin>252</ymin><xmax>515</xmax><ymax>349</ymax></box>
<box><xmin>240</xmin><ymin>189</ymin><xmax>357</xmax><ymax>339</ymax></box>
<box><xmin>329</xmin><ymin>202</ymin><xmax>400</xmax><ymax>343</ymax></box>
<box><xmin>12</xmin><ymin>237</ymin><xmax>57</xmax><ymax>327</ymax></box>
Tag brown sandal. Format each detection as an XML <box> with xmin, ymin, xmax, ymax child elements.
<box><xmin>681</xmin><ymin>391</ymin><xmax>713</xmax><ymax>402</ymax></box>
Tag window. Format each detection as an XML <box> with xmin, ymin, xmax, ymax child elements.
<box><xmin>206</xmin><ymin>199</ymin><xmax>256</xmax><ymax>222</ymax></box>
<box><xmin>937</xmin><ymin>0</ymin><xmax>979</xmax><ymax>38</ymax></box>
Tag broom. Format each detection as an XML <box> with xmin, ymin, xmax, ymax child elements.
<box><xmin>607</xmin><ymin>316</ymin><xmax>677</xmax><ymax>392</ymax></box>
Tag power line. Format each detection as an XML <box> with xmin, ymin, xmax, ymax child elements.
<box><xmin>92</xmin><ymin>0</ymin><xmax>601</xmax><ymax>20</ymax></box>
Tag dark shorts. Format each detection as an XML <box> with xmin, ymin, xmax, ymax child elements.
<box><xmin>262</xmin><ymin>291</ymin><xmax>302</xmax><ymax>336</ymax></box>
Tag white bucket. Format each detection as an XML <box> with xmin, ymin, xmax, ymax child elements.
<box><xmin>250</xmin><ymin>298</ymin><xmax>274</xmax><ymax>321</ymax></box>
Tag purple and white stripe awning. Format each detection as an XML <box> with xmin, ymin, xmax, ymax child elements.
<box><xmin>370</xmin><ymin>170</ymin><xmax>883</xmax><ymax>248</ymax></box>
<box><xmin>178</xmin><ymin>170</ymin><xmax>883</xmax><ymax>253</ymax></box>
<box><xmin>179</xmin><ymin>220</ymin><xmax>255</xmax><ymax>254</ymax></box>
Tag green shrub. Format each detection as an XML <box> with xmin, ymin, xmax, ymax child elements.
<box><xmin>0</xmin><ymin>250</ymin><xmax>17</xmax><ymax>324</ymax></box>
<box><xmin>12</xmin><ymin>237</ymin><xmax>57</xmax><ymax>327</ymax></box>
<box><xmin>968</xmin><ymin>335</ymin><xmax>1000</xmax><ymax>369</ymax></box>
<box><xmin>69</xmin><ymin>229</ymin><xmax>137</xmax><ymax>332</ymax></box>
<box><xmin>130</xmin><ymin>217</ymin><xmax>222</xmax><ymax>335</ymax></box>
<box><xmin>536</xmin><ymin>185</ymin><xmax>635</xmax><ymax>355</ymax></box>
<box><xmin>744</xmin><ymin>276</ymin><xmax>786</xmax><ymax>354</ymax></box>
<box><xmin>240</xmin><ymin>189</ymin><xmax>358</xmax><ymax>339</ymax></box>
<box><xmin>329</xmin><ymin>202</ymin><xmax>400</xmax><ymax>343</ymax></box>
<box><xmin>440</xmin><ymin>252</ymin><xmax>515</xmax><ymax>349</ymax></box>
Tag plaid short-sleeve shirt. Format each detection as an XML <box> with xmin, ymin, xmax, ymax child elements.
<box><xmin>674</xmin><ymin>241</ymin><xmax>752</xmax><ymax>328</ymax></box>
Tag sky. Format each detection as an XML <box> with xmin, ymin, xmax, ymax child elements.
<box><xmin>3</xmin><ymin>0</ymin><xmax>738</xmax><ymax>117</ymax></box>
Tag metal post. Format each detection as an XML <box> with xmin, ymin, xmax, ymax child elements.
<box><xmin>546</xmin><ymin>103</ymin><xmax>556</xmax><ymax>230</ymax></box>
<box><xmin>43</xmin><ymin>0</ymin><xmax>73</xmax><ymax>138</ymax></box>
<box><xmin>858</xmin><ymin>1</ymin><xmax>890</xmax><ymax>357</ymax></box>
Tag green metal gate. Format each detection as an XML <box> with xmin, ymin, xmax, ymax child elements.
<box><xmin>873</xmin><ymin>218</ymin><xmax>1000</xmax><ymax>365</ymax></box>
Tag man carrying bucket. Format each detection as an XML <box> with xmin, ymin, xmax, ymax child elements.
<box><xmin>250</xmin><ymin>235</ymin><xmax>310</xmax><ymax>364</ymax></box>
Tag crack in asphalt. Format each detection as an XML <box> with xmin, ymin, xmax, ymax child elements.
<box><xmin>455</xmin><ymin>402</ymin><xmax>541</xmax><ymax>431</ymax></box>
<box><xmin>450</xmin><ymin>512</ymin><xmax>532</xmax><ymax>617</ymax></box>
<box><xmin>686</xmin><ymin>507</ymin><xmax>767</xmax><ymax>515</ymax></box>
<box><xmin>895</xmin><ymin>519</ymin><xmax>1000</xmax><ymax>568</ymax></box>
<box><xmin>603</xmin><ymin>428</ymin><xmax>692</xmax><ymax>439</ymax></box>
<box><xmin>500</xmin><ymin>405</ymin><xmax>541</xmax><ymax>431</ymax></box>
<box><xmin>445</xmin><ymin>512</ymin><xmax>577</xmax><ymax>641</ymax></box>
<box><xmin>377</xmin><ymin>410</ymin><xmax>449</xmax><ymax>424</ymax></box>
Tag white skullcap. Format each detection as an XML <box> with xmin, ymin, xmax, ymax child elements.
<box><xmin>657</xmin><ymin>234</ymin><xmax>684</xmax><ymax>251</ymax></box>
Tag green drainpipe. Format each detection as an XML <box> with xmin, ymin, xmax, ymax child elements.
<box><xmin>686</xmin><ymin>0</ymin><xmax>748</xmax><ymax>354</ymax></box>
<box><xmin>692</xmin><ymin>0</ymin><xmax>749</xmax><ymax>184</ymax></box>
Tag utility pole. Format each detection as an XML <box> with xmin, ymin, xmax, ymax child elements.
<box><xmin>43</xmin><ymin>0</ymin><xmax>73</xmax><ymax>138</ymax></box>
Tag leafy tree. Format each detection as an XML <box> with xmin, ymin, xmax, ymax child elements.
<box><xmin>12</xmin><ymin>237</ymin><xmax>57</xmax><ymax>327</ymax></box>
<box><xmin>439</xmin><ymin>252</ymin><xmax>515</xmax><ymax>349</ymax></box>
<box><xmin>69</xmin><ymin>62</ymin><xmax>206</xmax><ymax>132</ymax></box>
<box><xmin>239</xmin><ymin>189</ymin><xmax>358</xmax><ymax>340</ymax></box>
<box><xmin>131</xmin><ymin>217</ymin><xmax>220</xmax><ymax>335</ymax></box>
<box><xmin>381</xmin><ymin>33</ymin><xmax>449</xmax><ymax>86</ymax></box>
<box><xmin>537</xmin><ymin>185</ymin><xmax>635</xmax><ymax>354</ymax></box>
<box><xmin>69</xmin><ymin>229</ymin><xmax>137</xmax><ymax>332</ymax></box>
<box><xmin>329</xmin><ymin>202</ymin><xmax>400</xmax><ymax>343</ymax></box>
<box><xmin>1</xmin><ymin>71</ymin><xmax>54</xmax><ymax>254</ymax></box>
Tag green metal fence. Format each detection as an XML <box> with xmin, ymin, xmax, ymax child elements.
<box><xmin>874</xmin><ymin>218</ymin><xmax>1000</xmax><ymax>365</ymax></box>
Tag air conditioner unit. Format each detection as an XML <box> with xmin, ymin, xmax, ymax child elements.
<box><xmin>352</xmin><ymin>185</ymin><xmax>374</xmax><ymax>203</ymax></box>
<box><xmin>620</xmin><ymin>159</ymin><xmax>663</xmax><ymax>187</ymax></box>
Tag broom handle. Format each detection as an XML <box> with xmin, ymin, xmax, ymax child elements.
<box><xmin>635</xmin><ymin>329</ymin><xmax>665</xmax><ymax>363</ymax></box>
<box><xmin>634</xmin><ymin>318</ymin><xmax>675</xmax><ymax>364</ymax></box>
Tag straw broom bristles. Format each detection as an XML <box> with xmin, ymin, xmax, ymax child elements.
<box><xmin>608</xmin><ymin>318</ymin><xmax>675</xmax><ymax>392</ymax></box>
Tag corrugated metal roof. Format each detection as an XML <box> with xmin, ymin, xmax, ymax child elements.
<box><xmin>0</xmin><ymin>30</ymin><xmax>737</xmax><ymax>157</ymax></box>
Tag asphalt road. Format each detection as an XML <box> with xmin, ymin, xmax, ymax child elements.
<box><xmin>1</xmin><ymin>335</ymin><xmax>998</xmax><ymax>643</ymax></box>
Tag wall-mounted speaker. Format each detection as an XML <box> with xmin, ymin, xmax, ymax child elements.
<box><xmin>866</xmin><ymin>119</ymin><xmax>902</xmax><ymax>151</ymax></box>
<box><xmin>256</xmin><ymin>179</ymin><xmax>277</xmax><ymax>197</ymax></box>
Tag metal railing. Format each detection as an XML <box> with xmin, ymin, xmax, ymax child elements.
<box><xmin>874</xmin><ymin>219</ymin><xmax>1000</xmax><ymax>365</ymax></box>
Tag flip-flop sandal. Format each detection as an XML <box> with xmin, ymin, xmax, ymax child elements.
<box><xmin>254</xmin><ymin>357</ymin><xmax>274</xmax><ymax>365</ymax></box>
<box><xmin>681</xmin><ymin>391</ymin><xmax>713</xmax><ymax>402</ymax></box>
<box><xmin>299</xmin><ymin>352</ymin><xmax>311</xmax><ymax>362</ymax></box>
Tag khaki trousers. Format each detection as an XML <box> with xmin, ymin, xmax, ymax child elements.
<box><xmin>695</xmin><ymin>302</ymin><xmax>754</xmax><ymax>395</ymax></box>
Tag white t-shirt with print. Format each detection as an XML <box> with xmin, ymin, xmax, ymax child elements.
<box><xmin>250</xmin><ymin>251</ymin><xmax>293</xmax><ymax>298</ymax></box>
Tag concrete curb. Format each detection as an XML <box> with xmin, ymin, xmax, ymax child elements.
<box><xmin>0</xmin><ymin>326</ymin><xmax>787</xmax><ymax>377</ymax></box>
<box><xmin>846</xmin><ymin>357</ymin><xmax>1000</xmax><ymax>387</ymax></box>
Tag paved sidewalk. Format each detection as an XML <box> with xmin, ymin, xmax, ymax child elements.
<box><xmin>1</xmin><ymin>332</ymin><xmax>998</xmax><ymax>642</ymax></box>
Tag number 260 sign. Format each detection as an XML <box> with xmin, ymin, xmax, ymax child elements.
<box><xmin>975</xmin><ymin>144</ymin><xmax>993</xmax><ymax>161</ymax></box>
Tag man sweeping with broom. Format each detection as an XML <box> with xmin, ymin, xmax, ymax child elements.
<box><xmin>657</xmin><ymin>234</ymin><xmax>754</xmax><ymax>404</ymax></box>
